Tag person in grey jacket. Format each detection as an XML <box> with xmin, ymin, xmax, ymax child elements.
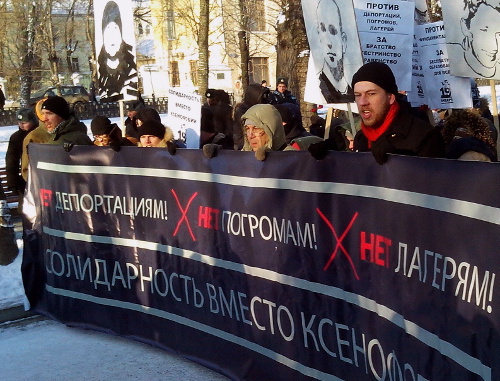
<box><xmin>241</xmin><ymin>103</ymin><xmax>296</xmax><ymax>160</ymax></box>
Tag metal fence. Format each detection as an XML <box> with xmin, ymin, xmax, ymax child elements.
<box><xmin>0</xmin><ymin>97</ymin><xmax>168</xmax><ymax>127</ymax></box>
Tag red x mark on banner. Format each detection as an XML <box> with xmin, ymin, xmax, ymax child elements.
<box><xmin>317</xmin><ymin>208</ymin><xmax>360</xmax><ymax>280</ymax></box>
<box><xmin>171</xmin><ymin>189</ymin><xmax>198</xmax><ymax>241</ymax></box>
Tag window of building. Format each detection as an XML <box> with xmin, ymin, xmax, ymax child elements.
<box><xmin>189</xmin><ymin>60</ymin><xmax>198</xmax><ymax>86</ymax></box>
<box><xmin>71</xmin><ymin>57</ymin><xmax>80</xmax><ymax>73</ymax></box>
<box><xmin>170</xmin><ymin>61</ymin><xmax>180</xmax><ymax>87</ymax></box>
<box><xmin>249</xmin><ymin>57</ymin><xmax>268</xmax><ymax>84</ymax></box>
<box><xmin>248</xmin><ymin>0</ymin><xmax>266</xmax><ymax>32</ymax></box>
<box><xmin>138</xmin><ymin>22</ymin><xmax>143</xmax><ymax>35</ymax></box>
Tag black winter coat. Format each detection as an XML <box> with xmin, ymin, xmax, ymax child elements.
<box><xmin>6</xmin><ymin>128</ymin><xmax>32</xmax><ymax>192</ymax></box>
<box><xmin>354</xmin><ymin>102</ymin><xmax>445</xmax><ymax>159</ymax></box>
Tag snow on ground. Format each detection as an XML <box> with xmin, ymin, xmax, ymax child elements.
<box><xmin>0</xmin><ymin>318</ymin><xmax>229</xmax><ymax>381</ymax></box>
<box><xmin>0</xmin><ymin>239</ymin><xmax>24</xmax><ymax>310</ymax></box>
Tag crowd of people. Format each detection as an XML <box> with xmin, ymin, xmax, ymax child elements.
<box><xmin>0</xmin><ymin>61</ymin><xmax>498</xmax><ymax>266</ymax></box>
<box><xmin>2</xmin><ymin>62</ymin><xmax>499</xmax><ymax>210</ymax></box>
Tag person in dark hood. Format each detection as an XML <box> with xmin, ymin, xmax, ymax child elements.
<box><xmin>233</xmin><ymin>83</ymin><xmax>271</xmax><ymax>150</ymax></box>
<box><xmin>91</xmin><ymin>115</ymin><xmax>134</xmax><ymax>150</ymax></box>
<box><xmin>97</xmin><ymin>1</ymin><xmax>138</xmax><ymax>102</ymax></box>
<box><xmin>273</xmin><ymin>103</ymin><xmax>311</xmax><ymax>144</ymax></box>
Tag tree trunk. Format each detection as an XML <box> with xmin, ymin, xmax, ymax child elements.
<box><xmin>198</xmin><ymin>0</ymin><xmax>210</xmax><ymax>102</ymax></box>
<box><xmin>19</xmin><ymin>4</ymin><xmax>37</xmax><ymax>108</ymax></box>
<box><xmin>276</xmin><ymin>0</ymin><xmax>313</xmax><ymax>128</ymax></box>
<box><xmin>238</xmin><ymin>31</ymin><xmax>249</xmax><ymax>90</ymax></box>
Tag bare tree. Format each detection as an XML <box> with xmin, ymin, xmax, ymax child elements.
<box><xmin>19</xmin><ymin>3</ymin><xmax>38</xmax><ymax>108</ymax></box>
<box><xmin>274</xmin><ymin>0</ymin><xmax>312</xmax><ymax>127</ymax></box>
<box><xmin>198</xmin><ymin>0</ymin><xmax>209</xmax><ymax>101</ymax></box>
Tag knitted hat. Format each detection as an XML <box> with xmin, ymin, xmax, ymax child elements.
<box><xmin>91</xmin><ymin>116</ymin><xmax>115</xmax><ymax>135</ymax></box>
<box><xmin>17</xmin><ymin>108</ymin><xmax>37</xmax><ymax>124</ymax></box>
<box><xmin>139</xmin><ymin>120</ymin><xmax>166</xmax><ymax>139</ymax></box>
<box><xmin>136</xmin><ymin>107</ymin><xmax>161</xmax><ymax>123</ymax></box>
<box><xmin>41</xmin><ymin>96</ymin><xmax>70</xmax><ymax>120</ymax></box>
<box><xmin>205</xmin><ymin>89</ymin><xmax>217</xmax><ymax>99</ymax></box>
<box><xmin>102</xmin><ymin>1</ymin><xmax>122</xmax><ymax>33</ymax></box>
<box><xmin>352</xmin><ymin>62</ymin><xmax>398</xmax><ymax>95</ymax></box>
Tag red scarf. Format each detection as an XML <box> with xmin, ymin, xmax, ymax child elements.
<box><xmin>361</xmin><ymin>102</ymin><xmax>400</xmax><ymax>148</ymax></box>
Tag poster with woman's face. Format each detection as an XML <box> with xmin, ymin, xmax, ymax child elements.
<box><xmin>441</xmin><ymin>0</ymin><xmax>500</xmax><ymax>80</ymax></box>
<box><xmin>94</xmin><ymin>0</ymin><xmax>139</xmax><ymax>102</ymax></box>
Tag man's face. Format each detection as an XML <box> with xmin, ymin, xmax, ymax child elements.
<box><xmin>41</xmin><ymin>110</ymin><xmax>65</xmax><ymax>132</ymax></box>
<box><xmin>18</xmin><ymin>121</ymin><xmax>34</xmax><ymax>132</ymax></box>
<box><xmin>317</xmin><ymin>0</ymin><xmax>345</xmax><ymax>81</ymax></box>
<box><xmin>244</xmin><ymin>124</ymin><xmax>269</xmax><ymax>151</ymax></box>
<box><xmin>127</xmin><ymin>110</ymin><xmax>137</xmax><ymax>119</ymax></box>
<box><xmin>277</xmin><ymin>84</ymin><xmax>287</xmax><ymax>94</ymax></box>
<box><xmin>354</xmin><ymin>81</ymin><xmax>395</xmax><ymax>128</ymax></box>
<box><xmin>93</xmin><ymin>134</ymin><xmax>111</xmax><ymax>146</ymax></box>
<box><xmin>464</xmin><ymin>3</ymin><xmax>500</xmax><ymax>69</ymax></box>
<box><xmin>140</xmin><ymin>135</ymin><xmax>162</xmax><ymax>147</ymax></box>
<box><xmin>103</xmin><ymin>22</ymin><xmax>121</xmax><ymax>57</ymax></box>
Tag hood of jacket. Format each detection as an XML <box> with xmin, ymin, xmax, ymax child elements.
<box><xmin>241</xmin><ymin>104</ymin><xmax>286</xmax><ymax>151</ymax></box>
<box><xmin>242</xmin><ymin>83</ymin><xmax>269</xmax><ymax>106</ymax></box>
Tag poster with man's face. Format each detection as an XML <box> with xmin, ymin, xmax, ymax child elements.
<box><xmin>94</xmin><ymin>0</ymin><xmax>139</xmax><ymax>102</ymax></box>
<box><xmin>441</xmin><ymin>0</ymin><xmax>500</xmax><ymax>80</ymax></box>
<box><xmin>302</xmin><ymin>0</ymin><xmax>364</xmax><ymax>104</ymax></box>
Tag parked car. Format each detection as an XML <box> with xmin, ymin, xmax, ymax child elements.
<box><xmin>29</xmin><ymin>85</ymin><xmax>90</xmax><ymax>113</ymax></box>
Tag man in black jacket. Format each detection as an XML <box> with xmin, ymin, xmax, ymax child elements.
<box><xmin>351</xmin><ymin>62</ymin><xmax>445</xmax><ymax>164</ymax></box>
<box><xmin>6</xmin><ymin>109</ymin><xmax>38</xmax><ymax>197</ymax></box>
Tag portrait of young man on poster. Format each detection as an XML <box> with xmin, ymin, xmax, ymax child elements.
<box><xmin>96</xmin><ymin>0</ymin><xmax>139</xmax><ymax>102</ymax></box>
<box><xmin>302</xmin><ymin>0</ymin><xmax>364</xmax><ymax>103</ymax></box>
<box><xmin>443</xmin><ymin>0</ymin><xmax>500</xmax><ymax>79</ymax></box>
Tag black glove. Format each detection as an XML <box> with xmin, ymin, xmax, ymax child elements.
<box><xmin>203</xmin><ymin>144</ymin><xmax>221</xmax><ymax>159</ymax></box>
<box><xmin>166</xmin><ymin>141</ymin><xmax>177</xmax><ymax>155</ymax></box>
<box><xmin>63</xmin><ymin>142</ymin><xmax>74</xmax><ymax>152</ymax></box>
<box><xmin>109</xmin><ymin>141</ymin><xmax>121</xmax><ymax>152</ymax></box>
<box><xmin>308</xmin><ymin>140</ymin><xmax>330</xmax><ymax>160</ymax></box>
<box><xmin>371</xmin><ymin>137</ymin><xmax>395</xmax><ymax>164</ymax></box>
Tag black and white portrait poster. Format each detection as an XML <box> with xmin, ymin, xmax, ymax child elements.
<box><xmin>416</xmin><ymin>21</ymin><xmax>473</xmax><ymax>109</ymax></box>
<box><xmin>441</xmin><ymin>0</ymin><xmax>500</xmax><ymax>80</ymax></box>
<box><xmin>94</xmin><ymin>0</ymin><xmax>139</xmax><ymax>102</ymax></box>
<box><xmin>301</xmin><ymin>0</ymin><xmax>364</xmax><ymax>104</ymax></box>
<box><xmin>353</xmin><ymin>0</ymin><xmax>414</xmax><ymax>92</ymax></box>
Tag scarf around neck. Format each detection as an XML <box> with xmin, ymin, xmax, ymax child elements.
<box><xmin>361</xmin><ymin>101</ymin><xmax>400</xmax><ymax>148</ymax></box>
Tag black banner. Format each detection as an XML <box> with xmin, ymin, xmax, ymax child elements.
<box><xmin>23</xmin><ymin>145</ymin><xmax>499</xmax><ymax>381</ymax></box>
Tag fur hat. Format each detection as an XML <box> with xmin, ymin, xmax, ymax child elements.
<box><xmin>277</xmin><ymin>77</ymin><xmax>288</xmax><ymax>87</ymax></box>
<box><xmin>41</xmin><ymin>96</ymin><xmax>70</xmax><ymax>120</ymax></box>
<box><xmin>17</xmin><ymin>108</ymin><xmax>38</xmax><ymax>125</ymax></box>
<box><xmin>91</xmin><ymin>116</ymin><xmax>116</xmax><ymax>135</ymax></box>
<box><xmin>352</xmin><ymin>62</ymin><xmax>398</xmax><ymax>95</ymax></box>
<box><xmin>139</xmin><ymin>120</ymin><xmax>166</xmax><ymax>139</ymax></box>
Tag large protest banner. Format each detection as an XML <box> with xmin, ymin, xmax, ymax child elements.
<box><xmin>23</xmin><ymin>145</ymin><xmax>499</xmax><ymax>381</ymax></box>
